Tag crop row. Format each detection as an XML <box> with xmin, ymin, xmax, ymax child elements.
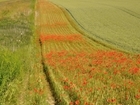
<box><xmin>37</xmin><ymin>0</ymin><xmax>140</xmax><ymax>104</ymax></box>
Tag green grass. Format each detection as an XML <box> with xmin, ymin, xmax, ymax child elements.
<box><xmin>50</xmin><ymin>0</ymin><xmax>140</xmax><ymax>54</ymax></box>
<box><xmin>0</xmin><ymin>0</ymin><xmax>35</xmax><ymax>104</ymax></box>
<box><xmin>0</xmin><ymin>0</ymin><xmax>55</xmax><ymax>105</ymax></box>
<box><xmin>0</xmin><ymin>48</ymin><xmax>30</xmax><ymax>105</ymax></box>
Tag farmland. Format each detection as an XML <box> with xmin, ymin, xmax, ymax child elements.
<box><xmin>37</xmin><ymin>0</ymin><xmax>140</xmax><ymax>104</ymax></box>
<box><xmin>50</xmin><ymin>0</ymin><xmax>140</xmax><ymax>54</ymax></box>
<box><xmin>0</xmin><ymin>0</ymin><xmax>140</xmax><ymax>105</ymax></box>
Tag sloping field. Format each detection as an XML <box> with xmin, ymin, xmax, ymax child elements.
<box><xmin>0</xmin><ymin>0</ymin><xmax>140</xmax><ymax>104</ymax></box>
<box><xmin>37</xmin><ymin>0</ymin><xmax>140</xmax><ymax>104</ymax></box>
<box><xmin>49</xmin><ymin>0</ymin><xmax>140</xmax><ymax>54</ymax></box>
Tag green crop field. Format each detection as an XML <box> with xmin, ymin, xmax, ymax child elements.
<box><xmin>50</xmin><ymin>0</ymin><xmax>140</xmax><ymax>54</ymax></box>
<box><xmin>0</xmin><ymin>0</ymin><xmax>140</xmax><ymax>105</ymax></box>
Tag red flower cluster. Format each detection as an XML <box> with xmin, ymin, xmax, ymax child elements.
<box><xmin>40</xmin><ymin>34</ymin><xmax>83</xmax><ymax>42</ymax></box>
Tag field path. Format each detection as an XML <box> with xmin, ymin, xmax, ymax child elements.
<box><xmin>36</xmin><ymin>0</ymin><xmax>109</xmax><ymax>104</ymax></box>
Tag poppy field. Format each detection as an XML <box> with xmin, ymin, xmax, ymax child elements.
<box><xmin>0</xmin><ymin>0</ymin><xmax>140</xmax><ymax>105</ymax></box>
<box><xmin>37</xmin><ymin>0</ymin><xmax>140</xmax><ymax>104</ymax></box>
